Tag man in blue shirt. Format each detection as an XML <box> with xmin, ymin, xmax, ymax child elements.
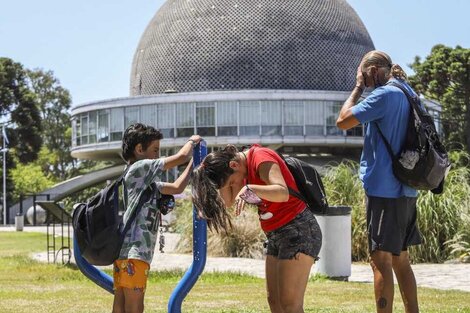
<box><xmin>337</xmin><ymin>50</ymin><xmax>421</xmax><ymax>313</ymax></box>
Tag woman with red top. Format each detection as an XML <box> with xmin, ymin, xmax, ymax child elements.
<box><xmin>192</xmin><ymin>144</ymin><xmax>322</xmax><ymax>313</ymax></box>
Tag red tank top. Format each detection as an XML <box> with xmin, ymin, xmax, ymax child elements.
<box><xmin>245</xmin><ymin>145</ymin><xmax>305</xmax><ymax>232</ymax></box>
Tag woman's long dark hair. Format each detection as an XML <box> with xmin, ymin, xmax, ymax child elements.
<box><xmin>191</xmin><ymin>145</ymin><xmax>239</xmax><ymax>232</ymax></box>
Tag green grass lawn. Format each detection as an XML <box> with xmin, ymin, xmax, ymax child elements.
<box><xmin>0</xmin><ymin>232</ymin><xmax>469</xmax><ymax>313</ymax></box>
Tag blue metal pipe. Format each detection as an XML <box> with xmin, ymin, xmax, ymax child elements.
<box><xmin>73</xmin><ymin>237</ymin><xmax>114</xmax><ymax>294</ymax></box>
<box><xmin>168</xmin><ymin>141</ymin><xmax>208</xmax><ymax>313</ymax></box>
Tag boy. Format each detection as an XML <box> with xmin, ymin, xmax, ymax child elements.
<box><xmin>113</xmin><ymin>123</ymin><xmax>201</xmax><ymax>313</ymax></box>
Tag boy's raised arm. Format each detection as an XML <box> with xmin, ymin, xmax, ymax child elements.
<box><xmin>159</xmin><ymin>159</ymin><xmax>193</xmax><ymax>195</ymax></box>
<box><xmin>163</xmin><ymin>135</ymin><xmax>201</xmax><ymax>170</ymax></box>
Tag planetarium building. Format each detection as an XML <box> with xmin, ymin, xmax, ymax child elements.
<box><xmin>70</xmin><ymin>0</ymin><xmax>441</xmax><ymax>171</ymax></box>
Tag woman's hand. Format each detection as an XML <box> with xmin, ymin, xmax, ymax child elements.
<box><xmin>234</xmin><ymin>185</ymin><xmax>262</xmax><ymax>216</ymax></box>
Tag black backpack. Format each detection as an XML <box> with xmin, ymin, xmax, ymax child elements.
<box><xmin>72</xmin><ymin>168</ymin><xmax>154</xmax><ymax>266</ymax></box>
<box><xmin>376</xmin><ymin>81</ymin><xmax>450</xmax><ymax>194</ymax></box>
<box><xmin>276</xmin><ymin>153</ymin><xmax>329</xmax><ymax>215</ymax></box>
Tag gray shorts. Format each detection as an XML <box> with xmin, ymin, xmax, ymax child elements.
<box><xmin>265</xmin><ymin>209</ymin><xmax>322</xmax><ymax>260</ymax></box>
<box><xmin>366</xmin><ymin>196</ymin><xmax>422</xmax><ymax>256</ymax></box>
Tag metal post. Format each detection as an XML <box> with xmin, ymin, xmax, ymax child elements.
<box><xmin>168</xmin><ymin>141</ymin><xmax>208</xmax><ymax>313</ymax></box>
<box><xmin>19</xmin><ymin>195</ymin><xmax>23</xmax><ymax>215</ymax></box>
<box><xmin>2</xmin><ymin>124</ymin><xmax>6</xmax><ymax>225</ymax></box>
<box><xmin>33</xmin><ymin>195</ymin><xmax>37</xmax><ymax>226</ymax></box>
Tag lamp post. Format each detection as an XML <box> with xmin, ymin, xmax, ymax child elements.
<box><xmin>1</xmin><ymin>124</ymin><xmax>8</xmax><ymax>225</ymax></box>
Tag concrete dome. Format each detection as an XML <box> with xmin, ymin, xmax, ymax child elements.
<box><xmin>130</xmin><ymin>0</ymin><xmax>374</xmax><ymax>95</ymax></box>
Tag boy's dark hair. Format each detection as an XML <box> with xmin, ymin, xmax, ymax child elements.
<box><xmin>121</xmin><ymin>123</ymin><xmax>163</xmax><ymax>161</ymax></box>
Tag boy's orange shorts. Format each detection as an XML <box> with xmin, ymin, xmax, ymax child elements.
<box><xmin>113</xmin><ymin>259</ymin><xmax>150</xmax><ymax>292</ymax></box>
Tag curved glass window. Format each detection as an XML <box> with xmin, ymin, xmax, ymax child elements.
<box><xmin>72</xmin><ymin>97</ymin><xmax>383</xmax><ymax>148</ymax></box>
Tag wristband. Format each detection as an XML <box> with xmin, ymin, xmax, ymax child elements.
<box><xmin>355</xmin><ymin>85</ymin><xmax>364</xmax><ymax>93</ymax></box>
<box><xmin>188</xmin><ymin>139</ymin><xmax>197</xmax><ymax>147</ymax></box>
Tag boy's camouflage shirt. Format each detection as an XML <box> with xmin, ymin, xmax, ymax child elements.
<box><xmin>118</xmin><ymin>159</ymin><xmax>164</xmax><ymax>264</ymax></box>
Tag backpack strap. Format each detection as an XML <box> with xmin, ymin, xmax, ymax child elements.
<box><xmin>387</xmin><ymin>81</ymin><xmax>420</xmax><ymax>107</ymax></box>
<box><xmin>388</xmin><ymin>81</ymin><xmax>422</xmax><ymax>123</ymax></box>
<box><xmin>118</xmin><ymin>166</ymin><xmax>155</xmax><ymax>235</ymax></box>
<box><xmin>375</xmin><ymin>81</ymin><xmax>419</xmax><ymax>161</ymax></box>
<box><xmin>274</xmin><ymin>151</ymin><xmax>310</xmax><ymax>205</ymax></box>
<box><xmin>375</xmin><ymin>123</ymin><xmax>396</xmax><ymax>160</ymax></box>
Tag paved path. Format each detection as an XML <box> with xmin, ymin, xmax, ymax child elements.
<box><xmin>3</xmin><ymin>226</ymin><xmax>469</xmax><ymax>292</ymax></box>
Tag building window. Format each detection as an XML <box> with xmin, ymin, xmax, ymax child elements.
<box><xmin>196</xmin><ymin>102</ymin><xmax>215</xmax><ymax>137</ymax></box>
<box><xmin>72</xmin><ymin>117</ymin><xmax>80</xmax><ymax>146</ymax></box>
<box><xmin>325</xmin><ymin>101</ymin><xmax>342</xmax><ymax>136</ymax></box>
<box><xmin>305</xmin><ymin>100</ymin><xmax>325</xmax><ymax>136</ymax></box>
<box><xmin>346</xmin><ymin>125</ymin><xmax>364</xmax><ymax>137</ymax></box>
<box><xmin>125</xmin><ymin>107</ymin><xmax>139</xmax><ymax>128</ymax></box>
<box><xmin>157</xmin><ymin>103</ymin><xmax>175</xmax><ymax>138</ymax></box>
<box><xmin>176</xmin><ymin>103</ymin><xmax>194</xmax><ymax>137</ymax></box>
<box><xmin>80</xmin><ymin>114</ymin><xmax>89</xmax><ymax>144</ymax></box>
<box><xmin>110</xmin><ymin>108</ymin><xmax>124</xmax><ymax>141</ymax></box>
<box><xmin>261</xmin><ymin>101</ymin><xmax>282</xmax><ymax>136</ymax></box>
<box><xmin>239</xmin><ymin>101</ymin><xmax>260</xmax><ymax>136</ymax></box>
<box><xmin>88</xmin><ymin>111</ymin><xmax>97</xmax><ymax>144</ymax></box>
<box><xmin>141</xmin><ymin>105</ymin><xmax>156</xmax><ymax>128</ymax></box>
<box><xmin>97</xmin><ymin>110</ymin><xmax>109</xmax><ymax>142</ymax></box>
<box><xmin>217</xmin><ymin>101</ymin><xmax>238</xmax><ymax>136</ymax></box>
<box><xmin>284</xmin><ymin>101</ymin><xmax>304</xmax><ymax>136</ymax></box>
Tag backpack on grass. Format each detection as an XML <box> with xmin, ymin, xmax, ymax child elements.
<box><xmin>276</xmin><ymin>153</ymin><xmax>329</xmax><ymax>215</ymax></box>
<box><xmin>72</xmin><ymin>168</ymin><xmax>154</xmax><ymax>266</ymax></box>
<box><xmin>376</xmin><ymin>81</ymin><xmax>450</xmax><ymax>194</ymax></box>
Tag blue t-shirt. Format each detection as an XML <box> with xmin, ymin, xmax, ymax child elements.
<box><xmin>351</xmin><ymin>79</ymin><xmax>418</xmax><ymax>198</ymax></box>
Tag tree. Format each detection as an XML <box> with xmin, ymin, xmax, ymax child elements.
<box><xmin>0</xmin><ymin>58</ymin><xmax>43</xmax><ymax>163</ymax></box>
<box><xmin>409</xmin><ymin>45</ymin><xmax>470</xmax><ymax>153</ymax></box>
<box><xmin>10</xmin><ymin>162</ymin><xmax>56</xmax><ymax>199</ymax></box>
<box><xmin>26</xmin><ymin>69</ymin><xmax>76</xmax><ymax>180</ymax></box>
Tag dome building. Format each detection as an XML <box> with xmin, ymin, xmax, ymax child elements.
<box><xmin>70</xmin><ymin>0</ymin><xmax>441</xmax><ymax>171</ymax></box>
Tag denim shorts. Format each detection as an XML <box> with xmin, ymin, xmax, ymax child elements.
<box><xmin>265</xmin><ymin>209</ymin><xmax>322</xmax><ymax>260</ymax></box>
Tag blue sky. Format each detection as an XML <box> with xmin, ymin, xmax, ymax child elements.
<box><xmin>1</xmin><ymin>0</ymin><xmax>468</xmax><ymax>106</ymax></box>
